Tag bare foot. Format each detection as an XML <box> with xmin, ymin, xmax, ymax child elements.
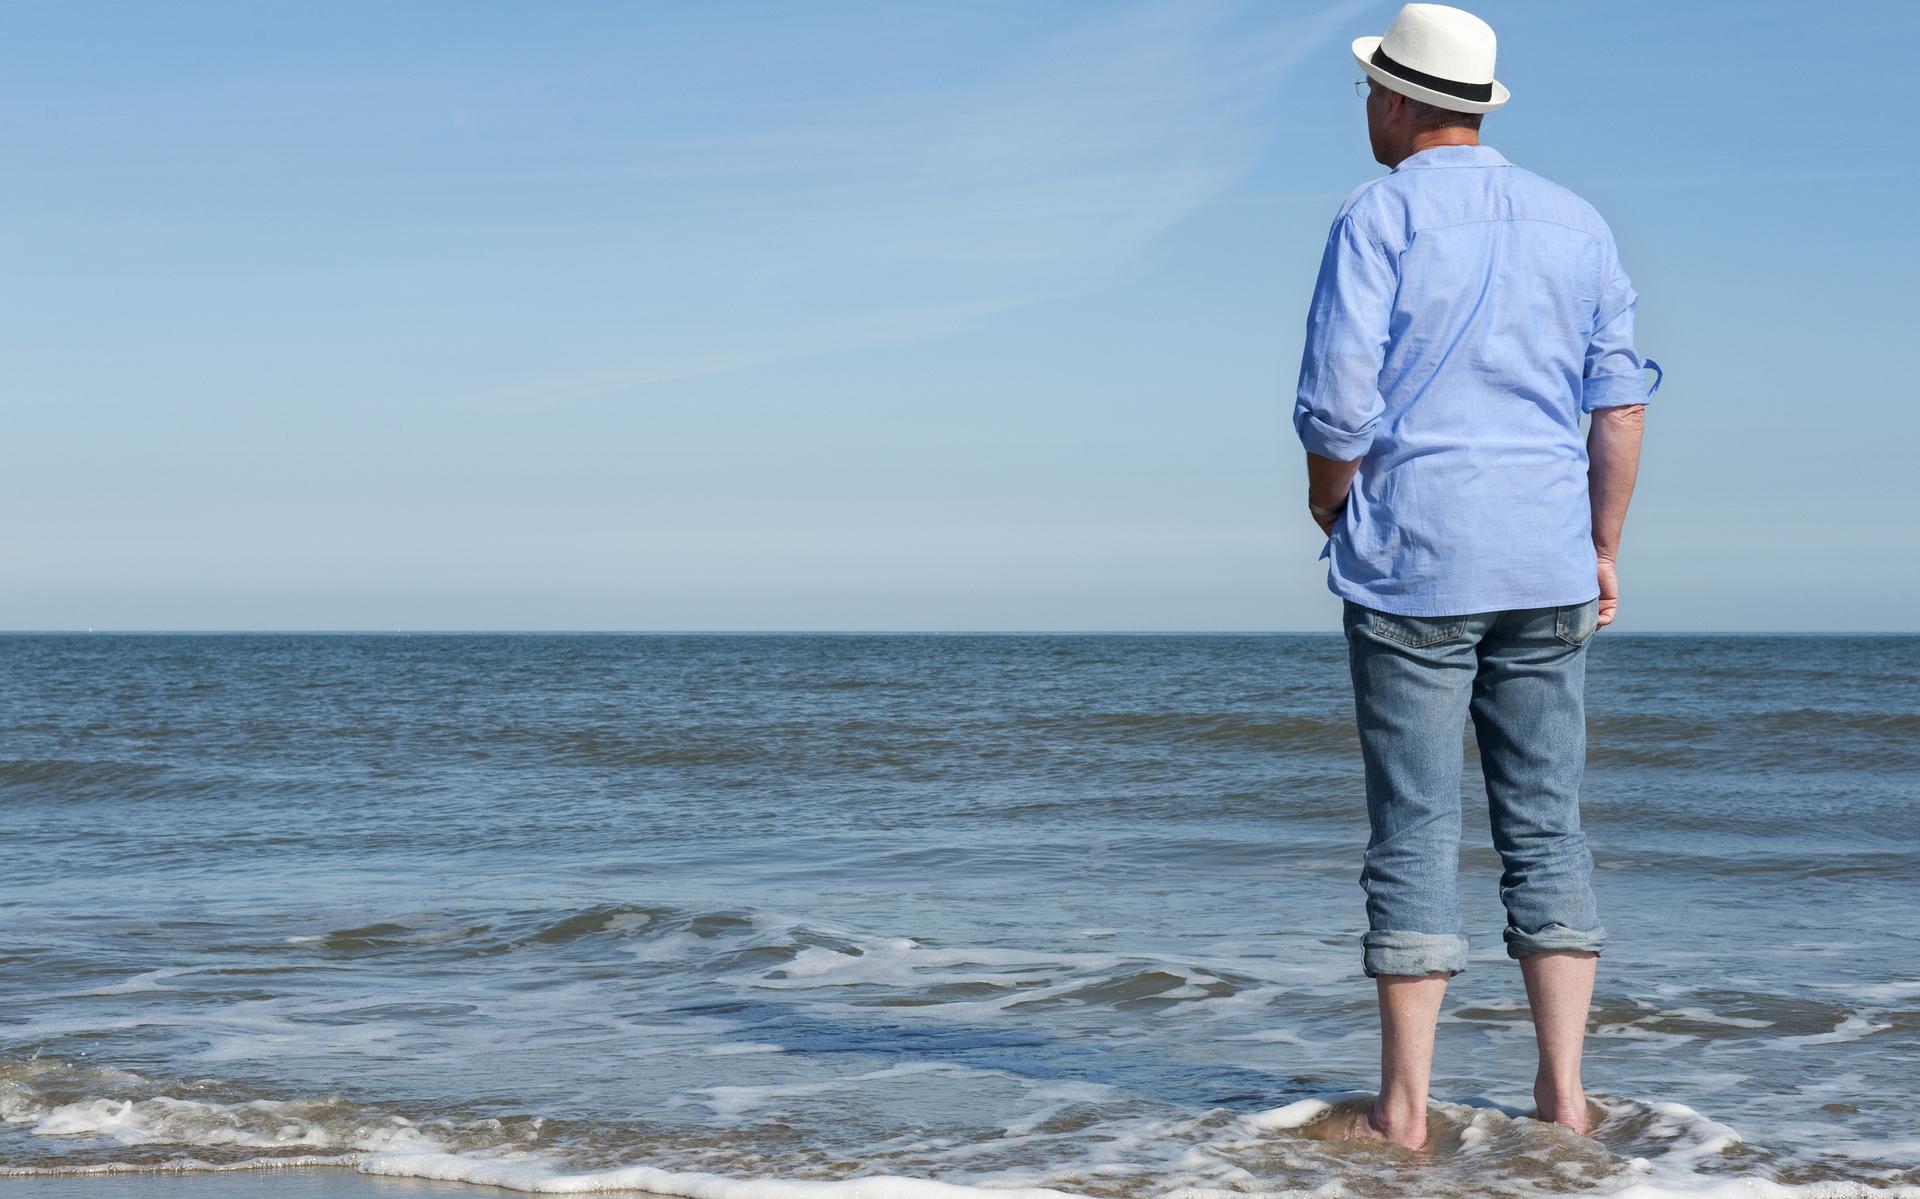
<box><xmin>1304</xmin><ymin>1101</ymin><xmax>1430</xmax><ymax>1151</ymax></box>
<box><xmin>1533</xmin><ymin>1078</ymin><xmax>1598</xmax><ymax>1136</ymax></box>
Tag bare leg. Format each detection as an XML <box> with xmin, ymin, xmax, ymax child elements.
<box><xmin>1519</xmin><ymin>949</ymin><xmax>1597</xmax><ymax>1133</ymax></box>
<box><xmin>1371</xmin><ymin>971</ymin><xmax>1448</xmax><ymax>1146</ymax></box>
<box><xmin>1315</xmin><ymin>970</ymin><xmax>1448</xmax><ymax>1149</ymax></box>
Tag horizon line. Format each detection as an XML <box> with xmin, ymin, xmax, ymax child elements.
<box><xmin>2</xmin><ymin>629</ymin><xmax>1913</xmax><ymax>638</ymax></box>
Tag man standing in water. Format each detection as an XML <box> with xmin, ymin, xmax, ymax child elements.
<box><xmin>1292</xmin><ymin>3</ymin><xmax>1660</xmax><ymax>1148</ymax></box>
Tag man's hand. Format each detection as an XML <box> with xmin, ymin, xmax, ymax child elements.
<box><xmin>1595</xmin><ymin>554</ymin><xmax>1619</xmax><ymax>628</ymax></box>
<box><xmin>1309</xmin><ymin>494</ymin><xmax>1346</xmax><ymax>537</ymax></box>
<box><xmin>1306</xmin><ymin>451</ymin><xmax>1362</xmax><ymax>537</ymax></box>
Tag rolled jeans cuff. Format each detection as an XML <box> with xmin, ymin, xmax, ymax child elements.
<box><xmin>1362</xmin><ymin>930</ymin><xmax>1468</xmax><ymax>978</ymax></box>
<box><xmin>1505</xmin><ymin>922</ymin><xmax>1607</xmax><ymax>959</ymax></box>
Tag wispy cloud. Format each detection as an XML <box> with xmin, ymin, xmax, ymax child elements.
<box><xmin>479</xmin><ymin>0</ymin><xmax>1375</xmax><ymax>408</ymax></box>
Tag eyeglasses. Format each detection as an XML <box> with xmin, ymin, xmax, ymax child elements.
<box><xmin>1354</xmin><ymin>78</ymin><xmax>1374</xmax><ymax>98</ymax></box>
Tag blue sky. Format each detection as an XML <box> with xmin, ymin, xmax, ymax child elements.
<box><xmin>3</xmin><ymin>0</ymin><xmax>1914</xmax><ymax>631</ymax></box>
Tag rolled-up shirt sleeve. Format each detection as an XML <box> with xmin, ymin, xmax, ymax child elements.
<box><xmin>1294</xmin><ymin>212</ymin><xmax>1394</xmax><ymax>462</ymax></box>
<box><xmin>1582</xmin><ymin>229</ymin><xmax>1659</xmax><ymax>412</ymax></box>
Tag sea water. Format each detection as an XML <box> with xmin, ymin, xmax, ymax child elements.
<box><xmin>2</xmin><ymin>633</ymin><xmax>1915</xmax><ymax>1198</ymax></box>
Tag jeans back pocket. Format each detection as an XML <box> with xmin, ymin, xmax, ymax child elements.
<box><xmin>1366</xmin><ymin>608</ymin><xmax>1467</xmax><ymax>649</ymax></box>
<box><xmin>1554</xmin><ymin>597</ymin><xmax>1600</xmax><ymax>647</ymax></box>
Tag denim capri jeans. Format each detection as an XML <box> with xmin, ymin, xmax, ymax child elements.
<box><xmin>1341</xmin><ymin>596</ymin><xmax>1609</xmax><ymax>978</ymax></box>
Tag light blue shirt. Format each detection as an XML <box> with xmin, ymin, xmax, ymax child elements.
<box><xmin>1293</xmin><ymin>143</ymin><xmax>1662</xmax><ymax>616</ymax></box>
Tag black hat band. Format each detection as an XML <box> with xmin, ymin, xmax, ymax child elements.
<box><xmin>1369</xmin><ymin>45</ymin><xmax>1494</xmax><ymax>103</ymax></box>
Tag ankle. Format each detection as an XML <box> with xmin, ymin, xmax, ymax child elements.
<box><xmin>1372</xmin><ymin>1094</ymin><xmax>1429</xmax><ymax>1132</ymax></box>
<box><xmin>1535</xmin><ymin>1069</ymin><xmax>1583</xmax><ymax>1093</ymax></box>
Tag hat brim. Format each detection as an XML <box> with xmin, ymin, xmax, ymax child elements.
<box><xmin>1352</xmin><ymin>36</ymin><xmax>1508</xmax><ymax>114</ymax></box>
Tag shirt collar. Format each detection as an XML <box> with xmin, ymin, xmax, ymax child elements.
<box><xmin>1392</xmin><ymin>143</ymin><xmax>1510</xmax><ymax>171</ymax></box>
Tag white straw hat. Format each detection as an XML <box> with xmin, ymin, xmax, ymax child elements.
<box><xmin>1353</xmin><ymin>3</ymin><xmax>1509</xmax><ymax>115</ymax></box>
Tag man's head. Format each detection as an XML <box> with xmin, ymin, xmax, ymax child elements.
<box><xmin>1351</xmin><ymin>3</ymin><xmax>1506</xmax><ymax>166</ymax></box>
<box><xmin>1363</xmin><ymin>77</ymin><xmax>1484</xmax><ymax>165</ymax></box>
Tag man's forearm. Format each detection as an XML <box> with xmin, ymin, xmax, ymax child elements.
<box><xmin>1587</xmin><ymin>404</ymin><xmax>1645</xmax><ymax>561</ymax></box>
<box><xmin>1307</xmin><ymin>451</ymin><xmax>1363</xmax><ymax>509</ymax></box>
